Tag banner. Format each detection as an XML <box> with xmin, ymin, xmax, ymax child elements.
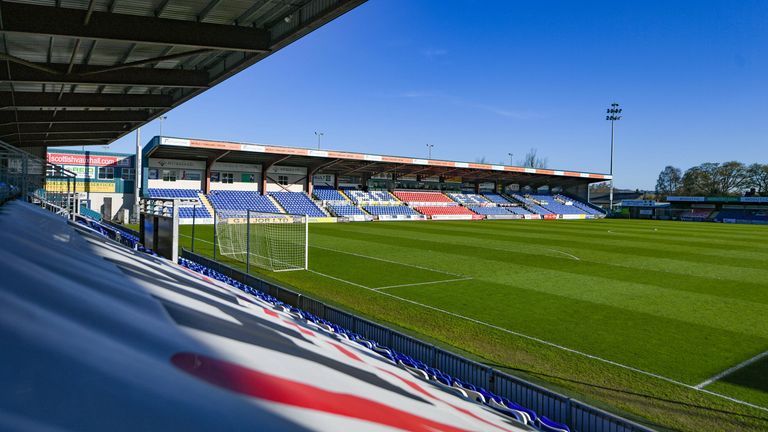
<box><xmin>46</xmin><ymin>180</ymin><xmax>115</xmax><ymax>193</ymax></box>
<box><xmin>48</xmin><ymin>153</ymin><xmax>131</xmax><ymax>167</ymax></box>
<box><xmin>430</xmin><ymin>214</ymin><xmax>473</xmax><ymax>220</ymax></box>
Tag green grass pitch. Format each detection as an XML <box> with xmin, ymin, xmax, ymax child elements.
<box><xmin>170</xmin><ymin>218</ymin><xmax>768</xmax><ymax>431</ymax></box>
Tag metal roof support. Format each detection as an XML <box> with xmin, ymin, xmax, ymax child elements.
<box><xmin>0</xmin><ymin>92</ymin><xmax>173</xmax><ymax>109</ymax></box>
<box><xmin>0</xmin><ymin>62</ymin><xmax>210</xmax><ymax>88</ymax></box>
<box><xmin>0</xmin><ymin>110</ymin><xmax>148</xmax><ymax>125</ymax></box>
<box><xmin>0</xmin><ymin>122</ymin><xmax>132</xmax><ymax>135</ymax></box>
<box><xmin>0</xmin><ymin>1</ymin><xmax>271</xmax><ymax>52</ymax></box>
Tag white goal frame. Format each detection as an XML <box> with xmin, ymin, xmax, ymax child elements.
<box><xmin>215</xmin><ymin>210</ymin><xmax>308</xmax><ymax>272</ymax></box>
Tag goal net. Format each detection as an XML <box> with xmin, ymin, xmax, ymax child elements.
<box><xmin>216</xmin><ymin>210</ymin><xmax>308</xmax><ymax>272</ymax></box>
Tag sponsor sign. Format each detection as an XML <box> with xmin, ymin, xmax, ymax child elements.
<box><xmin>149</xmin><ymin>158</ymin><xmax>206</xmax><ymax>170</ymax></box>
<box><xmin>313</xmin><ymin>174</ymin><xmax>334</xmax><ymax>184</ymax></box>
<box><xmin>62</xmin><ymin>165</ymin><xmax>97</xmax><ymax>178</ymax></box>
<box><xmin>46</xmin><ymin>180</ymin><xmax>115</xmax><ymax>193</ymax></box>
<box><xmin>430</xmin><ymin>214</ymin><xmax>473</xmax><ymax>220</ymax></box>
<box><xmin>543</xmin><ymin>214</ymin><xmax>558</xmax><ymax>220</ymax></box>
<box><xmin>212</xmin><ymin>162</ymin><xmax>262</xmax><ymax>172</ymax></box>
<box><xmin>621</xmin><ymin>200</ymin><xmax>656</xmax><ymax>207</ymax></box>
<box><xmin>48</xmin><ymin>153</ymin><xmax>131</xmax><ymax>167</ymax></box>
<box><xmin>484</xmin><ymin>214</ymin><xmax>524</xmax><ymax>220</ymax></box>
<box><xmin>740</xmin><ymin>197</ymin><xmax>768</xmax><ymax>203</ymax></box>
<box><xmin>666</xmin><ymin>196</ymin><xmax>706</xmax><ymax>202</ymax></box>
<box><xmin>267</xmin><ymin>165</ymin><xmax>307</xmax><ymax>175</ymax></box>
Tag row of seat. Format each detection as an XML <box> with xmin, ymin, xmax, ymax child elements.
<box><xmin>393</xmin><ymin>191</ymin><xmax>455</xmax><ymax>204</ymax></box>
<box><xmin>414</xmin><ymin>206</ymin><xmax>477</xmax><ymax>217</ymax></box>
<box><xmin>178</xmin><ymin>258</ymin><xmax>572</xmax><ymax>432</ymax></box>
<box><xmin>271</xmin><ymin>192</ymin><xmax>326</xmax><ymax>217</ymax></box>
<box><xmin>147</xmin><ymin>187</ymin><xmax>604</xmax><ymax>219</ymax></box>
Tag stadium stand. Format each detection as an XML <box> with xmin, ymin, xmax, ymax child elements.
<box><xmin>482</xmin><ymin>192</ymin><xmax>516</xmax><ymax>205</ymax></box>
<box><xmin>554</xmin><ymin>194</ymin><xmax>605</xmax><ymax>216</ymax></box>
<box><xmin>510</xmin><ymin>194</ymin><xmax>554</xmax><ymax>215</ymax></box>
<box><xmin>394</xmin><ymin>191</ymin><xmax>455</xmax><ymax>204</ymax></box>
<box><xmin>270</xmin><ymin>192</ymin><xmax>327</xmax><ymax>217</ymax></box>
<box><xmin>680</xmin><ymin>208</ymin><xmax>713</xmax><ymax>221</ymax></box>
<box><xmin>146</xmin><ymin>188</ymin><xmax>200</xmax><ymax>198</ymax></box>
<box><xmin>468</xmin><ymin>206</ymin><xmax>516</xmax><ymax>216</ymax></box>
<box><xmin>312</xmin><ymin>186</ymin><xmax>349</xmax><ymax>202</ymax></box>
<box><xmin>415</xmin><ymin>206</ymin><xmax>479</xmax><ymax>219</ymax></box>
<box><xmin>344</xmin><ymin>188</ymin><xmax>399</xmax><ymax>204</ymax></box>
<box><xmin>328</xmin><ymin>204</ymin><xmax>368</xmax><ymax>217</ymax></box>
<box><xmin>715</xmin><ymin>209</ymin><xmax>768</xmax><ymax>223</ymax></box>
<box><xmin>208</xmin><ymin>190</ymin><xmax>281</xmax><ymax>213</ymax></box>
<box><xmin>529</xmin><ymin>194</ymin><xmax>587</xmax><ymax>215</ymax></box>
<box><xmin>147</xmin><ymin>188</ymin><xmax>212</xmax><ymax>219</ymax></box>
<box><xmin>506</xmin><ymin>206</ymin><xmax>534</xmax><ymax>215</ymax></box>
<box><xmin>447</xmin><ymin>192</ymin><xmax>490</xmax><ymax>205</ymax></box>
<box><xmin>363</xmin><ymin>205</ymin><xmax>421</xmax><ymax>216</ymax></box>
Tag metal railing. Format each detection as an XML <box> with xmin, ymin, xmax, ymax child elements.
<box><xmin>0</xmin><ymin>139</ymin><xmax>78</xmax><ymax>216</ymax></box>
<box><xmin>181</xmin><ymin>249</ymin><xmax>656</xmax><ymax>432</ymax></box>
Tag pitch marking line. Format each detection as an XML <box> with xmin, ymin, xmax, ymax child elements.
<box><xmin>373</xmin><ymin>277</ymin><xmax>474</xmax><ymax>291</ymax></box>
<box><xmin>310</xmin><ymin>245</ymin><xmax>468</xmax><ymax>278</ymax></box>
<box><xmin>545</xmin><ymin>249</ymin><xmax>580</xmax><ymax>261</ymax></box>
<box><xmin>307</xmin><ymin>269</ymin><xmax>372</xmax><ymax>289</ymax></box>
<box><xmin>695</xmin><ymin>350</ymin><xmax>768</xmax><ymax>389</ymax></box>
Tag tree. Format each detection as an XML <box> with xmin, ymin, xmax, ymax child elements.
<box><xmin>746</xmin><ymin>163</ymin><xmax>768</xmax><ymax>195</ymax></box>
<box><xmin>715</xmin><ymin>161</ymin><xmax>748</xmax><ymax>195</ymax></box>
<box><xmin>680</xmin><ymin>165</ymin><xmax>711</xmax><ymax>195</ymax></box>
<box><xmin>520</xmin><ymin>148</ymin><xmax>547</xmax><ymax>168</ymax></box>
<box><xmin>655</xmin><ymin>166</ymin><xmax>682</xmax><ymax>197</ymax></box>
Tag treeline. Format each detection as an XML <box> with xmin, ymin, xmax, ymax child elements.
<box><xmin>655</xmin><ymin>162</ymin><xmax>768</xmax><ymax>197</ymax></box>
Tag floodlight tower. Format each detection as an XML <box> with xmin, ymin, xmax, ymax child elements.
<box><xmin>508</xmin><ymin>152</ymin><xmax>514</xmax><ymax>165</ymax></box>
<box><xmin>314</xmin><ymin>131</ymin><xmax>324</xmax><ymax>149</ymax></box>
<box><xmin>159</xmin><ymin>115</ymin><xmax>168</xmax><ymax>136</ymax></box>
<box><xmin>426</xmin><ymin>143</ymin><xmax>434</xmax><ymax>159</ymax></box>
<box><xmin>605</xmin><ymin>103</ymin><xmax>622</xmax><ymax>211</ymax></box>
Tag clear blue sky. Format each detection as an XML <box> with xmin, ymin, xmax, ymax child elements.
<box><xmin>97</xmin><ymin>0</ymin><xmax>768</xmax><ymax>189</ymax></box>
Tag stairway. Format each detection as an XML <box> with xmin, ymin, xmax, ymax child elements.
<box><xmin>197</xmin><ymin>192</ymin><xmax>215</xmax><ymax>217</ymax></box>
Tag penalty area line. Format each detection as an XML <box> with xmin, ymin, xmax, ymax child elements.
<box><xmin>695</xmin><ymin>350</ymin><xmax>768</xmax><ymax>389</ymax></box>
<box><xmin>310</xmin><ymin>245</ymin><xmax>467</xmax><ymax>278</ymax></box>
<box><xmin>373</xmin><ymin>277</ymin><xmax>474</xmax><ymax>291</ymax></box>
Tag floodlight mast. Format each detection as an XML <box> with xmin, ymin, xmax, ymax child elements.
<box><xmin>426</xmin><ymin>143</ymin><xmax>434</xmax><ymax>159</ymax></box>
<box><xmin>605</xmin><ymin>103</ymin><xmax>622</xmax><ymax>212</ymax></box>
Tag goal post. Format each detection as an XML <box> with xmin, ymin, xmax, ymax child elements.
<box><xmin>215</xmin><ymin>210</ymin><xmax>308</xmax><ymax>272</ymax></box>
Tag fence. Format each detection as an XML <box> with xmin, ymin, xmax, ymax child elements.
<box><xmin>0</xmin><ymin>139</ymin><xmax>78</xmax><ymax>215</ymax></box>
<box><xmin>181</xmin><ymin>249</ymin><xmax>656</xmax><ymax>432</ymax></box>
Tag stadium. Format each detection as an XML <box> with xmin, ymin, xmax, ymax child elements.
<box><xmin>1</xmin><ymin>1</ymin><xmax>767</xmax><ymax>432</ymax></box>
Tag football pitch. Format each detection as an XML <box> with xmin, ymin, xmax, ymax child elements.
<box><xmin>175</xmin><ymin>219</ymin><xmax>768</xmax><ymax>431</ymax></box>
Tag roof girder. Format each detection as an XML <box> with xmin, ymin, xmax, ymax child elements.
<box><xmin>0</xmin><ymin>1</ymin><xmax>271</xmax><ymax>52</ymax></box>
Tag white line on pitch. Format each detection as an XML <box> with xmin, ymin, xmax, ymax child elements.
<box><xmin>361</xmin><ymin>289</ymin><xmax>768</xmax><ymax>413</ymax></box>
<box><xmin>694</xmin><ymin>350</ymin><xmax>768</xmax><ymax>389</ymax></box>
<box><xmin>310</xmin><ymin>245</ymin><xmax>467</xmax><ymax>277</ymax></box>
<box><xmin>180</xmin><ymin>234</ymin><xmax>213</xmax><ymax>244</ymax></box>
<box><xmin>373</xmin><ymin>277</ymin><xmax>473</xmax><ymax>291</ymax></box>
<box><xmin>545</xmin><ymin>249</ymin><xmax>581</xmax><ymax>261</ymax></box>
<box><xmin>307</xmin><ymin>269</ymin><xmax>372</xmax><ymax>289</ymax></box>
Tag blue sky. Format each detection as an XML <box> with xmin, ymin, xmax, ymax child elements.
<box><xmin>98</xmin><ymin>0</ymin><xmax>768</xmax><ymax>189</ymax></box>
